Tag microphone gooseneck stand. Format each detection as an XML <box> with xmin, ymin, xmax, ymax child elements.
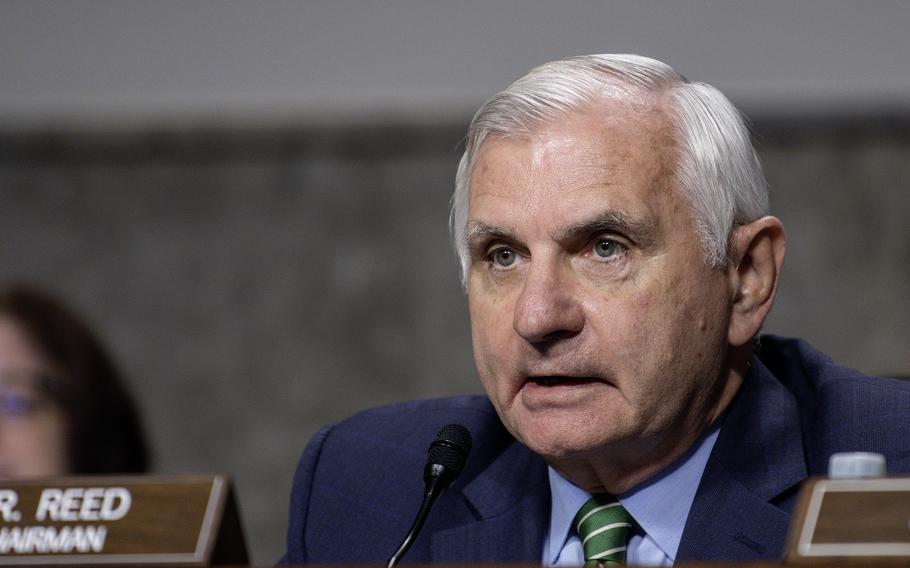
<box><xmin>386</xmin><ymin>424</ymin><xmax>472</xmax><ymax>568</ymax></box>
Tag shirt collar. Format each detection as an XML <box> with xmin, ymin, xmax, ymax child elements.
<box><xmin>545</xmin><ymin>466</ymin><xmax>590</xmax><ymax>565</ymax></box>
<box><xmin>545</xmin><ymin>422</ymin><xmax>720</xmax><ymax>564</ymax></box>
<box><xmin>618</xmin><ymin>423</ymin><xmax>720</xmax><ymax>561</ymax></box>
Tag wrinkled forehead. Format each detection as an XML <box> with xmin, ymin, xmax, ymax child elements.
<box><xmin>469</xmin><ymin>99</ymin><xmax>680</xmax><ymax>202</ymax></box>
<box><xmin>469</xmin><ymin>116</ymin><xmax>691</xmax><ymax>257</ymax></box>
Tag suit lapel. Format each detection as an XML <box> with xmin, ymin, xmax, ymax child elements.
<box><xmin>431</xmin><ymin>438</ymin><xmax>549</xmax><ymax>563</ymax></box>
<box><xmin>678</xmin><ymin>358</ymin><xmax>808</xmax><ymax>562</ymax></box>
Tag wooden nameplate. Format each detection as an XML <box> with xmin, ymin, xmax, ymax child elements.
<box><xmin>0</xmin><ymin>475</ymin><xmax>247</xmax><ymax>566</ymax></box>
<box><xmin>786</xmin><ymin>476</ymin><xmax>910</xmax><ymax>563</ymax></box>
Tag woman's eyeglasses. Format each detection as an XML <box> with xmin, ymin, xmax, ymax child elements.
<box><xmin>0</xmin><ymin>370</ymin><xmax>63</xmax><ymax>420</ymax></box>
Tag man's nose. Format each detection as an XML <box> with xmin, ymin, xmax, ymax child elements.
<box><xmin>512</xmin><ymin>259</ymin><xmax>584</xmax><ymax>345</ymax></box>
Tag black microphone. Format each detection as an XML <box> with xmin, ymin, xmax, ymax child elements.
<box><xmin>387</xmin><ymin>424</ymin><xmax>472</xmax><ymax>568</ymax></box>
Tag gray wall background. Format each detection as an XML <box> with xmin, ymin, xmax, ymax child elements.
<box><xmin>1</xmin><ymin>1</ymin><xmax>909</xmax><ymax>563</ymax></box>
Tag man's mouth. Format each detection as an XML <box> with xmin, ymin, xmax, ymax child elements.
<box><xmin>527</xmin><ymin>375</ymin><xmax>604</xmax><ymax>387</ymax></box>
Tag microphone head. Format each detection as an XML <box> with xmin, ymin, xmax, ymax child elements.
<box><xmin>425</xmin><ymin>424</ymin><xmax>472</xmax><ymax>485</ymax></box>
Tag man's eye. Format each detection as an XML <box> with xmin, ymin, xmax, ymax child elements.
<box><xmin>489</xmin><ymin>247</ymin><xmax>518</xmax><ymax>268</ymax></box>
<box><xmin>592</xmin><ymin>238</ymin><xmax>624</xmax><ymax>259</ymax></box>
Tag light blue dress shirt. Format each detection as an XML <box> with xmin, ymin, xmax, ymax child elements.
<box><xmin>542</xmin><ymin>423</ymin><xmax>720</xmax><ymax>566</ymax></box>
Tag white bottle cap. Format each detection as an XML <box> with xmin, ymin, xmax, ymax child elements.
<box><xmin>828</xmin><ymin>452</ymin><xmax>886</xmax><ymax>478</ymax></box>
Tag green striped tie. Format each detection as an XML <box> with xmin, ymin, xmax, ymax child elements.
<box><xmin>574</xmin><ymin>495</ymin><xmax>634</xmax><ymax>566</ymax></box>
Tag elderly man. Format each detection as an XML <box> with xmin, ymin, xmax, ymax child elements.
<box><xmin>283</xmin><ymin>54</ymin><xmax>910</xmax><ymax>565</ymax></box>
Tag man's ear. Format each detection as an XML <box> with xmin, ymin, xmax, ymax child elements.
<box><xmin>726</xmin><ymin>216</ymin><xmax>786</xmax><ymax>347</ymax></box>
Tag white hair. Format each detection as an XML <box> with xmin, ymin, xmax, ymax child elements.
<box><xmin>451</xmin><ymin>54</ymin><xmax>768</xmax><ymax>285</ymax></box>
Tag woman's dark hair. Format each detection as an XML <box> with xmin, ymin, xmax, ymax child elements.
<box><xmin>0</xmin><ymin>284</ymin><xmax>150</xmax><ymax>474</ymax></box>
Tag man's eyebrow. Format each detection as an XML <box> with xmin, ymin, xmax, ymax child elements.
<box><xmin>465</xmin><ymin>211</ymin><xmax>659</xmax><ymax>251</ymax></box>
<box><xmin>465</xmin><ymin>222</ymin><xmax>517</xmax><ymax>247</ymax></box>
<box><xmin>559</xmin><ymin>210</ymin><xmax>658</xmax><ymax>247</ymax></box>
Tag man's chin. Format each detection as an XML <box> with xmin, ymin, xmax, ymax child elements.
<box><xmin>506</xmin><ymin>411</ymin><xmax>628</xmax><ymax>463</ymax></box>
<box><xmin>527</xmin><ymin>437</ymin><xmax>613</xmax><ymax>464</ymax></box>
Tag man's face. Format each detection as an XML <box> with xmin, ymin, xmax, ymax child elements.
<box><xmin>466</xmin><ymin>103</ymin><xmax>738</xmax><ymax>478</ymax></box>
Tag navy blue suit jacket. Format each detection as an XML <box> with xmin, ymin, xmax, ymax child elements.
<box><xmin>284</xmin><ymin>336</ymin><xmax>910</xmax><ymax>563</ymax></box>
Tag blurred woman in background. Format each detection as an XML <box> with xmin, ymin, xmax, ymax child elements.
<box><xmin>0</xmin><ymin>284</ymin><xmax>149</xmax><ymax>476</ymax></box>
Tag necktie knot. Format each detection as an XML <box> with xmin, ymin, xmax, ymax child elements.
<box><xmin>573</xmin><ymin>495</ymin><xmax>633</xmax><ymax>566</ymax></box>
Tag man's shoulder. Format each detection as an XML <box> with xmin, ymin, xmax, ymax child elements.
<box><xmin>300</xmin><ymin>395</ymin><xmax>506</xmax><ymax>471</ymax></box>
<box><xmin>286</xmin><ymin>395</ymin><xmax>543</xmax><ymax>564</ymax></box>
<box><xmin>757</xmin><ymin>334</ymin><xmax>910</xmax><ymax>400</ymax></box>
<box><xmin>756</xmin><ymin>334</ymin><xmax>910</xmax><ymax>469</ymax></box>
